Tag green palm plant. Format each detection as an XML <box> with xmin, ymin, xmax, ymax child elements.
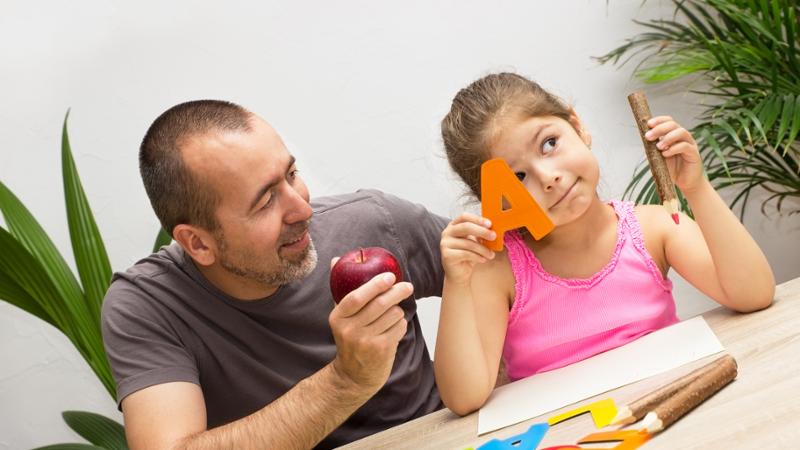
<box><xmin>598</xmin><ymin>0</ymin><xmax>800</xmax><ymax>217</ymax></box>
<box><xmin>0</xmin><ymin>112</ymin><xmax>172</xmax><ymax>449</ymax></box>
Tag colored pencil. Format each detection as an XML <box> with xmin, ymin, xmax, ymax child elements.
<box><xmin>641</xmin><ymin>354</ymin><xmax>738</xmax><ymax>433</ymax></box>
<box><xmin>611</xmin><ymin>354</ymin><xmax>732</xmax><ymax>425</ymax></box>
<box><xmin>628</xmin><ymin>91</ymin><xmax>680</xmax><ymax>225</ymax></box>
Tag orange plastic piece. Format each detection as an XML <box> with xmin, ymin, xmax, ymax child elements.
<box><xmin>576</xmin><ymin>429</ymin><xmax>651</xmax><ymax>450</ymax></box>
<box><xmin>480</xmin><ymin>158</ymin><xmax>554</xmax><ymax>251</ymax></box>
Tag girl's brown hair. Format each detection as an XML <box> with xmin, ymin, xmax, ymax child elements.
<box><xmin>441</xmin><ymin>72</ymin><xmax>572</xmax><ymax>198</ymax></box>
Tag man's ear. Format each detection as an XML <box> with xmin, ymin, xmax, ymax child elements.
<box><xmin>568</xmin><ymin>109</ymin><xmax>592</xmax><ymax>149</ymax></box>
<box><xmin>173</xmin><ymin>224</ymin><xmax>218</xmax><ymax>266</ymax></box>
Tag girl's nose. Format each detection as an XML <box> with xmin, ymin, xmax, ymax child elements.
<box><xmin>543</xmin><ymin>174</ymin><xmax>562</xmax><ymax>192</ymax></box>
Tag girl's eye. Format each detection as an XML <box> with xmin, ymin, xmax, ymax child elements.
<box><xmin>542</xmin><ymin>137</ymin><xmax>557</xmax><ymax>154</ymax></box>
<box><xmin>514</xmin><ymin>171</ymin><xmax>526</xmax><ymax>181</ymax></box>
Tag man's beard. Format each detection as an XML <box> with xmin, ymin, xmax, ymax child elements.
<box><xmin>215</xmin><ymin>225</ymin><xmax>318</xmax><ymax>288</ymax></box>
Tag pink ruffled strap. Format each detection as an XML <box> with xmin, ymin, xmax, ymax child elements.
<box><xmin>616</xmin><ymin>201</ymin><xmax>673</xmax><ymax>291</ymax></box>
<box><xmin>503</xmin><ymin>230</ymin><xmax>532</xmax><ymax>325</ymax></box>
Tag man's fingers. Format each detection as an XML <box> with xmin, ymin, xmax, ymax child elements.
<box><xmin>335</xmin><ymin>274</ymin><xmax>411</xmax><ymax>319</ymax></box>
<box><xmin>382</xmin><ymin>316</ymin><xmax>409</xmax><ymax>344</ymax></box>
<box><xmin>330</xmin><ymin>256</ymin><xmax>340</xmax><ymax>269</ymax></box>
<box><xmin>365</xmin><ymin>305</ymin><xmax>406</xmax><ymax>335</ymax></box>
<box><xmin>335</xmin><ymin>272</ymin><xmax>396</xmax><ymax>317</ymax></box>
<box><xmin>349</xmin><ymin>281</ymin><xmax>413</xmax><ymax>326</ymax></box>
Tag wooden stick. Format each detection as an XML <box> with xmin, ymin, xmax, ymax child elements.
<box><xmin>627</xmin><ymin>91</ymin><xmax>680</xmax><ymax>224</ymax></box>
<box><xmin>642</xmin><ymin>354</ymin><xmax>738</xmax><ymax>433</ymax></box>
<box><xmin>611</xmin><ymin>354</ymin><xmax>732</xmax><ymax>425</ymax></box>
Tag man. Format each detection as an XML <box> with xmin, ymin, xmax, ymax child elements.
<box><xmin>101</xmin><ymin>100</ymin><xmax>448</xmax><ymax>449</ymax></box>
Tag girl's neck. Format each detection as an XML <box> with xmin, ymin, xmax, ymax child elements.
<box><xmin>530</xmin><ymin>195</ymin><xmax>616</xmax><ymax>253</ymax></box>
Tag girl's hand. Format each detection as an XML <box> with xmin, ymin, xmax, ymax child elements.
<box><xmin>440</xmin><ymin>213</ymin><xmax>496</xmax><ymax>285</ymax></box>
<box><xmin>646</xmin><ymin>116</ymin><xmax>705</xmax><ymax>193</ymax></box>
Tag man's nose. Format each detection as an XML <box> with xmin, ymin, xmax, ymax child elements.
<box><xmin>282</xmin><ymin>183</ymin><xmax>313</xmax><ymax>224</ymax></box>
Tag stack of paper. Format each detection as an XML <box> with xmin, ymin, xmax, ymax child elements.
<box><xmin>479</xmin><ymin>317</ymin><xmax>725</xmax><ymax>434</ymax></box>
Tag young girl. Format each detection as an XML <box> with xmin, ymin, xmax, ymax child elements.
<box><xmin>434</xmin><ymin>72</ymin><xmax>775</xmax><ymax>416</ymax></box>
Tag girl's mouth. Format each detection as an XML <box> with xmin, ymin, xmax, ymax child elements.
<box><xmin>550</xmin><ymin>179</ymin><xmax>579</xmax><ymax>209</ymax></box>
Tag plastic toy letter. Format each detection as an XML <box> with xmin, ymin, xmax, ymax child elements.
<box><xmin>547</xmin><ymin>398</ymin><xmax>618</xmax><ymax>429</ymax></box>
<box><xmin>480</xmin><ymin>158</ymin><xmax>554</xmax><ymax>251</ymax></box>
<box><xmin>476</xmin><ymin>423</ymin><xmax>549</xmax><ymax>450</ymax></box>
<box><xmin>576</xmin><ymin>430</ymin><xmax>651</xmax><ymax>450</ymax></box>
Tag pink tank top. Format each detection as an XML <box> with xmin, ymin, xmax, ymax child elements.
<box><xmin>502</xmin><ymin>200</ymin><xmax>678</xmax><ymax>381</ymax></box>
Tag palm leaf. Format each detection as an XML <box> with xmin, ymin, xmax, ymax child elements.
<box><xmin>0</xmin><ymin>224</ymin><xmax>116</xmax><ymax>395</ymax></box>
<box><xmin>153</xmin><ymin>228</ymin><xmax>172</xmax><ymax>253</ymax></box>
<box><xmin>0</xmin><ymin>181</ymin><xmax>86</xmax><ymax>326</ymax></box>
<box><xmin>62</xmin><ymin>411</ymin><xmax>128</xmax><ymax>450</ymax></box>
<box><xmin>0</xmin><ymin>226</ymin><xmax>78</xmax><ymax>343</ymax></box>
<box><xmin>62</xmin><ymin>111</ymin><xmax>113</xmax><ymax>324</ymax></box>
<box><xmin>32</xmin><ymin>445</ymin><xmax>104</xmax><ymax>450</ymax></box>
<box><xmin>0</xmin><ymin>249</ymin><xmax>56</xmax><ymax>327</ymax></box>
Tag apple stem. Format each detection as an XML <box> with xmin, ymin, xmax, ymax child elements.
<box><xmin>358</xmin><ymin>248</ymin><xmax>364</xmax><ymax>263</ymax></box>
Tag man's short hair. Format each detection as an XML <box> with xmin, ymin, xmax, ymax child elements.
<box><xmin>139</xmin><ymin>100</ymin><xmax>252</xmax><ymax>236</ymax></box>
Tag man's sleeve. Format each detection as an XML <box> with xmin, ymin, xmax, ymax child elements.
<box><xmin>368</xmin><ymin>190</ymin><xmax>449</xmax><ymax>299</ymax></box>
<box><xmin>101</xmin><ymin>279</ymin><xmax>198</xmax><ymax>408</ymax></box>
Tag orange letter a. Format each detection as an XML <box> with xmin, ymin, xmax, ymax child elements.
<box><xmin>481</xmin><ymin>158</ymin><xmax>554</xmax><ymax>251</ymax></box>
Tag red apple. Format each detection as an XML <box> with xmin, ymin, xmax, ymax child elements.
<box><xmin>330</xmin><ymin>247</ymin><xmax>403</xmax><ymax>304</ymax></box>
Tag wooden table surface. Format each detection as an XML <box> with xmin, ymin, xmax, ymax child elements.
<box><xmin>340</xmin><ymin>276</ymin><xmax>800</xmax><ymax>449</ymax></box>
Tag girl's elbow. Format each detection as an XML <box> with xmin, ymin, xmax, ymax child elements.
<box><xmin>444</xmin><ymin>397</ymin><xmax>483</xmax><ymax>417</ymax></box>
<box><xmin>729</xmin><ymin>285</ymin><xmax>774</xmax><ymax>313</ymax></box>
<box><xmin>440</xmin><ymin>389</ymin><xmax>489</xmax><ymax>416</ymax></box>
<box><xmin>754</xmin><ymin>284</ymin><xmax>775</xmax><ymax>311</ymax></box>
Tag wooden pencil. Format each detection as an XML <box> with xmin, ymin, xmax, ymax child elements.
<box><xmin>611</xmin><ymin>354</ymin><xmax>733</xmax><ymax>425</ymax></box>
<box><xmin>628</xmin><ymin>91</ymin><xmax>680</xmax><ymax>225</ymax></box>
<box><xmin>641</xmin><ymin>354</ymin><xmax>738</xmax><ymax>433</ymax></box>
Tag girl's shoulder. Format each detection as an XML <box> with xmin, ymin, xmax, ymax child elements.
<box><xmin>631</xmin><ymin>203</ymin><xmax>674</xmax><ymax>276</ymax></box>
<box><xmin>632</xmin><ymin>203</ymin><xmax>679</xmax><ymax>231</ymax></box>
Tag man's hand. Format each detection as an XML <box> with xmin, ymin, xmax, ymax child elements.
<box><xmin>328</xmin><ymin>261</ymin><xmax>413</xmax><ymax>393</ymax></box>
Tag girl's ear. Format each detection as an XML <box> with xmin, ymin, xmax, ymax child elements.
<box><xmin>568</xmin><ymin>109</ymin><xmax>592</xmax><ymax>149</ymax></box>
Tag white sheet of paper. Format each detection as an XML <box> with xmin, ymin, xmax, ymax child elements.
<box><xmin>478</xmin><ymin>316</ymin><xmax>725</xmax><ymax>434</ymax></box>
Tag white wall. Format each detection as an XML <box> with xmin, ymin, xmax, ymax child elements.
<box><xmin>2</xmin><ymin>1</ymin><xmax>799</xmax><ymax>448</ymax></box>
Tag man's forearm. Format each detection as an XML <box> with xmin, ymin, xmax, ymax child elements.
<box><xmin>176</xmin><ymin>362</ymin><xmax>373</xmax><ymax>450</ymax></box>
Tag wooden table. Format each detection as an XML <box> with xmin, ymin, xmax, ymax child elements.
<box><xmin>341</xmin><ymin>276</ymin><xmax>800</xmax><ymax>449</ymax></box>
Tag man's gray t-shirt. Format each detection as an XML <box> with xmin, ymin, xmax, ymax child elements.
<box><xmin>102</xmin><ymin>190</ymin><xmax>448</xmax><ymax>449</ymax></box>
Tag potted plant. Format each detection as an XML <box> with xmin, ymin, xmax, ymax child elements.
<box><xmin>597</xmin><ymin>0</ymin><xmax>799</xmax><ymax>217</ymax></box>
<box><xmin>0</xmin><ymin>112</ymin><xmax>170</xmax><ymax>449</ymax></box>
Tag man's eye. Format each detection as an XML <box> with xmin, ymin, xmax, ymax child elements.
<box><xmin>261</xmin><ymin>193</ymin><xmax>274</xmax><ymax>210</ymax></box>
<box><xmin>289</xmin><ymin>169</ymin><xmax>299</xmax><ymax>180</ymax></box>
<box><xmin>542</xmin><ymin>137</ymin><xmax>557</xmax><ymax>154</ymax></box>
<box><xmin>514</xmin><ymin>172</ymin><xmax>526</xmax><ymax>181</ymax></box>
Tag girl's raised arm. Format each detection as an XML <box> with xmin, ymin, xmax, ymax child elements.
<box><xmin>434</xmin><ymin>214</ymin><xmax>513</xmax><ymax>415</ymax></box>
<box><xmin>646</xmin><ymin>116</ymin><xmax>775</xmax><ymax>312</ymax></box>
